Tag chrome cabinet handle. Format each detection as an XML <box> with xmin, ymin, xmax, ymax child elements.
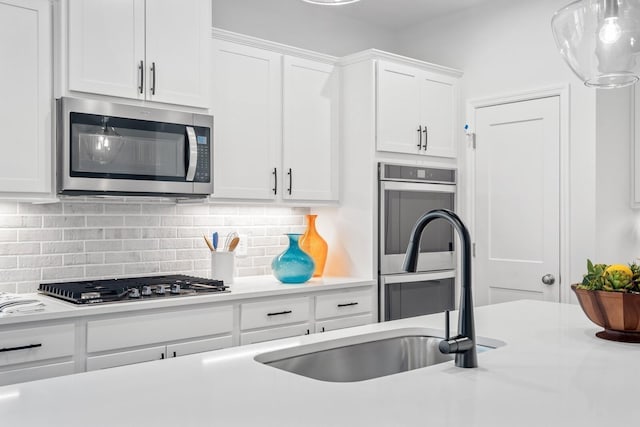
<box><xmin>541</xmin><ymin>274</ymin><xmax>555</xmax><ymax>285</ymax></box>
<box><xmin>423</xmin><ymin>125</ymin><xmax>428</xmax><ymax>150</ymax></box>
<box><xmin>150</xmin><ymin>62</ymin><xmax>156</xmax><ymax>95</ymax></box>
<box><xmin>272</xmin><ymin>168</ymin><xmax>277</xmax><ymax>195</ymax></box>
<box><xmin>417</xmin><ymin>125</ymin><xmax>422</xmax><ymax>148</ymax></box>
<box><xmin>287</xmin><ymin>168</ymin><xmax>292</xmax><ymax>195</ymax></box>
<box><xmin>185</xmin><ymin>127</ymin><xmax>198</xmax><ymax>182</ymax></box>
<box><xmin>138</xmin><ymin>60</ymin><xmax>144</xmax><ymax>94</ymax></box>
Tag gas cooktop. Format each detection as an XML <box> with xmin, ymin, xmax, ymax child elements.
<box><xmin>38</xmin><ymin>275</ymin><xmax>229</xmax><ymax>305</ymax></box>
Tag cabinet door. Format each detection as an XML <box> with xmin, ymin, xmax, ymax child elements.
<box><xmin>420</xmin><ymin>75</ymin><xmax>456</xmax><ymax>158</ymax></box>
<box><xmin>211</xmin><ymin>40</ymin><xmax>282</xmax><ymax>199</ymax></box>
<box><xmin>166</xmin><ymin>336</ymin><xmax>233</xmax><ymax>358</ymax></box>
<box><xmin>68</xmin><ymin>0</ymin><xmax>145</xmax><ymax>99</ymax></box>
<box><xmin>86</xmin><ymin>346</ymin><xmax>166</xmax><ymax>371</ymax></box>
<box><xmin>0</xmin><ymin>361</ymin><xmax>75</xmax><ymax>387</ymax></box>
<box><xmin>282</xmin><ymin>57</ymin><xmax>339</xmax><ymax>201</ymax></box>
<box><xmin>315</xmin><ymin>314</ymin><xmax>372</xmax><ymax>333</ymax></box>
<box><xmin>240</xmin><ymin>324</ymin><xmax>311</xmax><ymax>345</ymax></box>
<box><xmin>376</xmin><ymin>60</ymin><xmax>422</xmax><ymax>155</ymax></box>
<box><xmin>0</xmin><ymin>0</ymin><xmax>51</xmax><ymax>194</ymax></box>
<box><xmin>145</xmin><ymin>0</ymin><xmax>210</xmax><ymax>108</ymax></box>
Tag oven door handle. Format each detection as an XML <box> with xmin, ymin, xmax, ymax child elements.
<box><xmin>381</xmin><ymin>271</ymin><xmax>456</xmax><ymax>285</ymax></box>
<box><xmin>186</xmin><ymin>126</ymin><xmax>198</xmax><ymax>182</ymax></box>
<box><xmin>380</xmin><ymin>180</ymin><xmax>456</xmax><ymax>193</ymax></box>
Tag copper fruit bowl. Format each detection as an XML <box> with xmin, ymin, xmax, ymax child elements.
<box><xmin>572</xmin><ymin>284</ymin><xmax>640</xmax><ymax>343</ymax></box>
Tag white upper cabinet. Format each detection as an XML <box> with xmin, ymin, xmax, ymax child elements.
<box><xmin>211</xmin><ymin>40</ymin><xmax>282</xmax><ymax>200</ymax></box>
<box><xmin>0</xmin><ymin>0</ymin><xmax>52</xmax><ymax>195</ymax></box>
<box><xmin>282</xmin><ymin>57</ymin><xmax>339</xmax><ymax>201</ymax></box>
<box><xmin>377</xmin><ymin>59</ymin><xmax>458</xmax><ymax>158</ymax></box>
<box><xmin>68</xmin><ymin>0</ymin><xmax>210</xmax><ymax>108</ymax></box>
<box><xmin>211</xmin><ymin>31</ymin><xmax>339</xmax><ymax>203</ymax></box>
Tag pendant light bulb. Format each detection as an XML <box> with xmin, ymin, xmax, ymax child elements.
<box><xmin>302</xmin><ymin>0</ymin><xmax>360</xmax><ymax>5</ymax></box>
<box><xmin>599</xmin><ymin>16</ymin><xmax>622</xmax><ymax>43</ymax></box>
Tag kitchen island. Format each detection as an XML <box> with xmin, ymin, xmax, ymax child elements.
<box><xmin>0</xmin><ymin>300</ymin><xmax>633</xmax><ymax>426</ymax></box>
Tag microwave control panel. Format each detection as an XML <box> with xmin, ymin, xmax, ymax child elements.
<box><xmin>194</xmin><ymin>134</ymin><xmax>210</xmax><ymax>183</ymax></box>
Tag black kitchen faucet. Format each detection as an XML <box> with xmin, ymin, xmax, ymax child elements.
<box><xmin>402</xmin><ymin>209</ymin><xmax>478</xmax><ymax>368</ymax></box>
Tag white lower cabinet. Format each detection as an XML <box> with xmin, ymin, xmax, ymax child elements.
<box><xmin>241</xmin><ymin>324</ymin><xmax>311</xmax><ymax>346</ymax></box>
<box><xmin>86</xmin><ymin>305</ymin><xmax>233</xmax><ymax>370</ymax></box>
<box><xmin>86</xmin><ymin>336</ymin><xmax>233</xmax><ymax>371</ymax></box>
<box><xmin>0</xmin><ymin>323</ymin><xmax>76</xmax><ymax>386</ymax></box>
<box><xmin>315</xmin><ymin>314</ymin><xmax>372</xmax><ymax>333</ymax></box>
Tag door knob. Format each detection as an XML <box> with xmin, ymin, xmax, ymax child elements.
<box><xmin>541</xmin><ymin>274</ymin><xmax>555</xmax><ymax>285</ymax></box>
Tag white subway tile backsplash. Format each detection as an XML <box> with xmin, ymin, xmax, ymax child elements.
<box><xmin>87</xmin><ymin>216</ymin><xmax>125</xmax><ymax>227</ymax></box>
<box><xmin>44</xmin><ymin>216</ymin><xmax>85</xmax><ymax>228</ymax></box>
<box><xmin>0</xmin><ymin>269</ymin><xmax>41</xmax><ymax>282</ymax></box>
<box><xmin>42</xmin><ymin>241</ymin><xmax>84</xmax><ymax>254</ymax></box>
<box><xmin>0</xmin><ymin>216</ymin><xmax>42</xmax><ymax>228</ymax></box>
<box><xmin>19</xmin><ymin>255</ymin><xmax>63</xmax><ymax>268</ymax></box>
<box><xmin>0</xmin><ymin>243</ymin><xmax>40</xmax><ymax>256</ymax></box>
<box><xmin>0</xmin><ymin>230</ymin><xmax>17</xmax><ymax>242</ymax></box>
<box><xmin>0</xmin><ymin>199</ymin><xmax>310</xmax><ymax>292</ymax></box>
<box><xmin>123</xmin><ymin>239</ymin><xmax>159</xmax><ymax>251</ymax></box>
<box><xmin>85</xmin><ymin>240</ymin><xmax>121</xmax><ymax>252</ymax></box>
<box><xmin>42</xmin><ymin>266</ymin><xmax>84</xmax><ymax>281</ymax></box>
<box><xmin>0</xmin><ymin>257</ymin><xmax>17</xmax><ymax>269</ymax></box>
<box><xmin>64</xmin><ymin>228</ymin><xmax>104</xmax><ymax>241</ymax></box>
<box><xmin>18</xmin><ymin>229</ymin><xmax>63</xmax><ymax>242</ymax></box>
<box><xmin>63</xmin><ymin>202</ymin><xmax>104</xmax><ymax>214</ymax></box>
<box><xmin>124</xmin><ymin>262</ymin><xmax>160</xmax><ymax>275</ymax></box>
<box><xmin>104</xmin><ymin>203</ymin><xmax>142</xmax><ymax>214</ymax></box>
<box><xmin>105</xmin><ymin>228</ymin><xmax>141</xmax><ymax>239</ymax></box>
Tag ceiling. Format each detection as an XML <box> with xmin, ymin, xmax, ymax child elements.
<box><xmin>308</xmin><ymin>0</ymin><xmax>499</xmax><ymax>31</ymax></box>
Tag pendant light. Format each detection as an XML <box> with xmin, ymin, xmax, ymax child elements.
<box><xmin>302</xmin><ymin>0</ymin><xmax>360</xmax><ymax>5</ymax></box>
<box><xmin>551</xmin><ymin>0</ymin><xmax>640</xmax><ymax>88</ymax></box>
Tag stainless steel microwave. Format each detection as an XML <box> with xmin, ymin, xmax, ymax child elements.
<box><xmin>56</xmin><ymin>97</ymin><xmax>213</xmax><ymax>197</ymax></box>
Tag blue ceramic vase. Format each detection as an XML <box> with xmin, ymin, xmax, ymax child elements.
<box><xmin>272</xmin><ymin>234</ymin><xmax>315</xmax><ymax>284</ymax></box>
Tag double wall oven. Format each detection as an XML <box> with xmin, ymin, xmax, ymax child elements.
<box><xmin>378</xmin><ymin>163</ymin><xmax>457</xmax><ymax>321</ymax></box>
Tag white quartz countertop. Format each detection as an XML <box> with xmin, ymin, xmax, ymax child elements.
<box><xmin>0</xmin><ymin>276</ymin><xmax>374</xmax><ymax>326</ymax></box>
<box><xmin>0</xmin><ymin>300</ymin><xmax>634</xmax><ymax>426</ymax></box>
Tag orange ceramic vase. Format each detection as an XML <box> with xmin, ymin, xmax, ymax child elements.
<box><xmin>299</xmin><ymin>214</ymin><xmax>328</xmax><ymax>277</ymax></box>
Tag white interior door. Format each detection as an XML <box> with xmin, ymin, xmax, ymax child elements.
<box><xmin>474</xmin><ymin>96</ymin><xmax>560</xmax><ymax>305</ymax></box>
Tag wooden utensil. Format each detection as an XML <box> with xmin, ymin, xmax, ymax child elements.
<box><xmin>228</xmin><ymin>236</ymin><xmax>240</xmax><ymax>252</ymax></box>
<box><xmin>203</xmin><ymin>235</ymin><xmax>215</xmax><ymax>252</ymax></box>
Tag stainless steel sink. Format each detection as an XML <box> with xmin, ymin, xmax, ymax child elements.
<box><xmin>255</xmin><ymin>329</ymin><xmax>502</xmax><ymax>382</ymax></box>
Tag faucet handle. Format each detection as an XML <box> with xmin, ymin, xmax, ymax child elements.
<box><xmin>444</xmin><ymin>310</ymin><xmax>450</xmax><ymax>340</ymax></box>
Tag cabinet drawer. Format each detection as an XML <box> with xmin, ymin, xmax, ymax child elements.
<box><xmin>87</xmin><ymin>305</ymin><xmax>233</xmax><ymax>353</ymax></box>
<box><xmin>240</xmin><ymin>323</ymin><xmax>310</xmax><ymax>345</ymax></box>
<box><xmin>0</xmin><ymin>324</ymin><xmax>75</xmax><ymax>368</ymax></box>
<box><xmin>240</xmin><ymin>297</ymin><xmax>309</xmax><ymax>330</ymax></box>
<box><xmin>87</xmin><ymin>346</ymin><xmax>166</xmax><ymax>371</ymax></box>
<box><xmin>166</xmin><ymin>335</ymin><xmax>233</xmax><ymax>358</ymax></box>
<box><xmin>315</xmin><ymin>289</ymin><xmax>373</xmax><ymax>320</ymax></box>
<box><xmin>0</xmin><ymin>361</ymin><xmax>75</xmax><ymax>387</ymax></box>
<box><xmin>315</xmin><ymin>314</ymin><xmax>373</xmax><ymax>333</ymax></box>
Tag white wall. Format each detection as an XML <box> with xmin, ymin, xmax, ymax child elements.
<box><xmin>394</xmin><ymin>0</ymin><xmax>598</xmax><ymax>300</ymax></box>
<box><xmin>595</xmin><ymin>87</ymin><xmax>640</xmax><ymax>265</ymax></box>
<box><xmin>211</xmin><ymin>0</ymin><xmax>398</xmax><ymax>56</ymax></box>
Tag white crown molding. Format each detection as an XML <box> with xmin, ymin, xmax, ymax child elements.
<box><xmin>211</xmin><ymin>28</ymin><xmax>338</xmax><ymax>64</ymax></box>
<box><xmin>339</xmin><ymin>49</ymin><xmax>463</xmax><ymax>78</ymax></box>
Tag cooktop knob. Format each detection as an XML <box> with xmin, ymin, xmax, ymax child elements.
<box><xmin>129</xmin><ymin>288</ymin><xmax>141</xmax><ymax>298</ymax></box>
<box><xmin>155</xmin><ymin>285</ymin><xmax>166</xmax><ymax>295</ymax></box>
<box><xmin>170</xmin><ymin>284</ymin><xmax>181</xmax><ymax>294</ymax></box>
<box><xmin>141</xmin><ymin>286</ymin><xmax>152</xmax><ymax>296</ymax></box>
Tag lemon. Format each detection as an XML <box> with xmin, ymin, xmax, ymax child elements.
<box><xmin>604</xmin><ymin>264</ymin><xmax>633</xmax><ymax>278</ymax></box>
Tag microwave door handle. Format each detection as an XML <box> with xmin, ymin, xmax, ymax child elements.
<box><xmin>186</xmin><ymin>127</ymin><xmax>198</xmax><ymax>182</ymax></box>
